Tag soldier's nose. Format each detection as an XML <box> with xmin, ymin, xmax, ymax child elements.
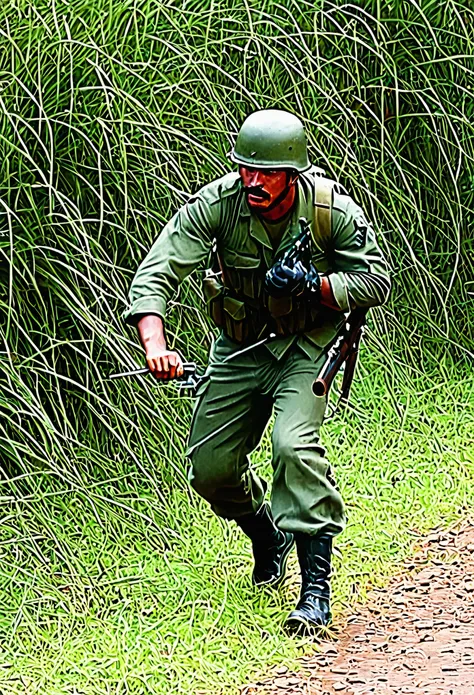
<box><xmin>251</xmin><ymin>171</ymin><xmax>266</xmax><ymax>188</ymax></box>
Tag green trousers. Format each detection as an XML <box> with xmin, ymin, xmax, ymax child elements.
<box><xmin>186</xmin><ymin>334</ymin><xmax>346</xmax><ymax>537</ymax></box>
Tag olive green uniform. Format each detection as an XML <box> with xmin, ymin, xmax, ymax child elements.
<box><xmin>123</xmin><ymin>166</ymin><xmax>391</xmax><ymax>536</ymax></box>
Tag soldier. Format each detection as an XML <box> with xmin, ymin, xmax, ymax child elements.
<box><xmin>123</xmin><ymin>110</ymin><xmax>391</xmax><ymax>632</ymax></box>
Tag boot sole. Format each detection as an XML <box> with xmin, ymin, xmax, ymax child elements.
<box><xmin>253</xmin><ymin>533</ymin><xmax>295</xmax><ymax>588</ymax></box>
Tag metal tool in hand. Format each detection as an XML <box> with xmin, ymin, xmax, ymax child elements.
<box><xmin>108</xmin><ymin>362</ymin><xmax>206</xmax><ymax>395</ymax></box>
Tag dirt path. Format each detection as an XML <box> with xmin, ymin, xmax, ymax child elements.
<box><xmin>242</xmin><ymin>520</ymin><xmax>474</xmax><ymax>695</ymax></box>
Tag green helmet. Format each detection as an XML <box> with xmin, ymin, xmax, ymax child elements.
<box><xmin>230</xmin><ymin>109</ymin><xmax>311</xmax><ymax>172</ymax></box>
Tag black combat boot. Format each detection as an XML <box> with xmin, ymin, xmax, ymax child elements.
<box><xmin>236</xmin><ymin>503</ymin><xmax>294</xmax><ymax>587</ymax></box>
<box><xmin>285</xmin><ymin>533</ymin><xmax>332</xmax><ymax>632</ymax></box>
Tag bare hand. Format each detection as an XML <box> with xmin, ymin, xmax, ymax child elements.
<box><xmin>136</xmin><ymin>315</ymin><xmax>184</xmax><ymax>380</ymax></box>
<box><xmin>146</xmin><ymin>348</ymin><xmax>184</xmax><ymax>380</ymax></box>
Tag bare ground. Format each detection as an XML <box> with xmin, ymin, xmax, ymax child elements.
<box><xmin>242</xmin><ymin>520</ymin><xmax>474</xmax><ymax>695</ymax></box>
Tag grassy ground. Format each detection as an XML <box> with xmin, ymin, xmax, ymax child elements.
<box><xmin>1</xmin><ymin>0</ymin><xmax>473</xmax><ymax>693</ymax></box>
<box><xmin>1</xmin><ymin>353</ymin><xmax>473</xmax><ymax>695</ymax></box>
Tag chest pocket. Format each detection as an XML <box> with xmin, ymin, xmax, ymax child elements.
<box><xmin>221</xmin><ymin>250</ymin><xmax>261</xmax><ymax>268</ymax></box>
<box><xmin>220</xmin><ymin>249</ymin><xmax>263</xmax><ymax>299</ymax></box>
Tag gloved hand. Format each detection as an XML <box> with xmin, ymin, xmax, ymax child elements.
<box><xmin>265</xmin><ymin>259</ymin><xmax>307</xmax><ymax>298</ymax></box>
<box><xmin>304</xmin><ymin>262</ymin><xmax>321</xmax><ymax>302</ymax></box>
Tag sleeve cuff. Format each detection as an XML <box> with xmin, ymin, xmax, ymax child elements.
<box><xmin>121</xmin><ymin>296</ymin><xmax>167</xmax><ymax>327</ymax></box>
<box><xmin>326</xmin><ymin>273</ymin><xmax>350</xmax><ymax>312</ymax></box>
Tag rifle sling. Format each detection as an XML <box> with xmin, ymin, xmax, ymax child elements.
<box><xmin>339</xmin><ymin>333</ymin><xmax>362</xmax><ymax>405</ymax></box>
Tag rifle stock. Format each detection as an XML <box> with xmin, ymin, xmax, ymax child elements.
<box><xmin>312</xmin><ymin>308</ymin><xmax>367</xmax><ymax>400</ymax></box>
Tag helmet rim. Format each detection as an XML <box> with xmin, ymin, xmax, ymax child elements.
<box><xmin>229</xmin><ymin>150</ymin><xmax>312</xmax><ymax>172</ymax></box>
<box><xmin>231</xmin><ymin>109</ymin><xmax>311</xmax><ymax>173</ymax></box>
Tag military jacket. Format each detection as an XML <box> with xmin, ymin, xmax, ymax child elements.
<box><xmin>123</xmin><ymin>167</ymin><xmax>391</xmax><ymax>360</ymax></box>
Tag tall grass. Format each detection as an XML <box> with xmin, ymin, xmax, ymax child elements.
<box><xmin>0</xmin><ymin>1</ymin><xmax>473</xmax><ymax>693</ymax></box>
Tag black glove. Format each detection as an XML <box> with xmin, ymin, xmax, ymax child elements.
<box><xmin>265</xmin><ymin>259</ymin><xmax>307</xmax><ymax>298</ymax></box>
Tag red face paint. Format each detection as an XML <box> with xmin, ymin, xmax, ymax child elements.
<box><xmin>239</xmin><ymin>166</ymin><xmax>298</xmax><ymax>220</ymax></box>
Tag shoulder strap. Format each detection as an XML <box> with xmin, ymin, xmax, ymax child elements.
<box><xmin>313</xmin><ymin>175</ymin><xmax>334</xmax><ymax>249</ymax></box>
<box><xmin>310</xmin><ymin>169</ymin><xmax>348</xmax><ymax>249</ymax></box>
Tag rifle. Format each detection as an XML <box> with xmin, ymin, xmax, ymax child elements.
<box><xmin>279</xmin><ymin>216</ymin><xmax>313</xmax><ymax>270</ymax></box>
<box><xmin>264</xmin><ymin>216</ymin><xmax>317</xmax><ymax>298</ymax></box>
<box><xmin>312</xmin><ymin>307</ymin><xmax>367</xmax><ymax>405</ymax></box>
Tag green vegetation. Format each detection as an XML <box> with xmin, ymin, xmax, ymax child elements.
<box><xmin>0</xmin><ymin>1</ymin><xmax>473</xmax><ymax>693</ymax></box>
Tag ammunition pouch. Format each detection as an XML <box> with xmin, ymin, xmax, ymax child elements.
<box><xmin>267</xmin><ymin>295</ymin><xmax>293</xmax><ymax>318</ymax></box>
<box><xmin>202</xmin><ymin>270</ymin><xmax>225</xmax><ymax>327</ymax></box>
<box><xmin>223</xmin><ymin>296</ymin><xmax>247</xmax><ymax>343</ymax></box>
<box><xmin>202</xmin><ymin>270</ymin><xmax>252</xmax><ymax>343</ymax></box>
<box><xmin>202</xmin><ymin>262</ymin><xmax>338</xmax><ymax>345</ymax></box>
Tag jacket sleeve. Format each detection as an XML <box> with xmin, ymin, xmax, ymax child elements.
<box><xmin>325</xmin><ymin>195</ymin><xmax>391</xmax><ymax>312</ymax></box>
<box><xmin>122</xmin><ymin>194</ymin><xmax>218</xmax><ymax>326</ymax></box>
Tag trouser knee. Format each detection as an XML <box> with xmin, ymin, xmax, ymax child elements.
<box><xmin>187</xmin><ymin>443</ymin><xmax>267</xmax><ymax>520</ymax></box>
<box><xmin>188</xmin><ymin>447</ymin><xmax>234</xmax><ymax>502</ymax></box>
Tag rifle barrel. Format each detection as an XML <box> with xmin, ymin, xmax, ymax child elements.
<box><xmin>312</xmin><ymin>348</ymin><xmax>345</xmax><ymax>398</ymax></box>
<box><xmin>312</xmin><ymin>309</ymin><xmax>367</xmax><ymax>400</ymax></box>
<box><xmin>313</xmin><ymin>377</ymin><xmax>329</xmax><ymax>398</ymax></box>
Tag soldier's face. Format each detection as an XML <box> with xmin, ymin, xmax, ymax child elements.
<box><xmin>239</xmin><ymin>166</ymin><xmax>296</xmax><ymax>211</ymax></box>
